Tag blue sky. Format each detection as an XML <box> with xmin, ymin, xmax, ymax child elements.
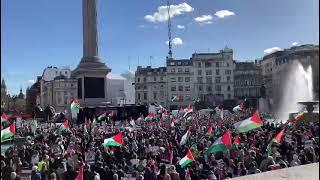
<box><xmin>1</xmin><ymin>0</ymin><xmax>319</xmax><ymax>95</ymax></box>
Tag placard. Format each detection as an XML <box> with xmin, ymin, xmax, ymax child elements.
<box><xmin>85</xmin><ymin>150</ymin><xmax>95</xmax><ymax>165</ymax></box>
<box><xmin>304</xmin><ymin>140</ymin><xmax>313</xmax><ymax>149</ymax></box>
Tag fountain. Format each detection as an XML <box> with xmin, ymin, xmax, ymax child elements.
<box><xmin>276</xmin><ymin>61</ymin><xmax>319</xmax><ymax>122</ymax></box>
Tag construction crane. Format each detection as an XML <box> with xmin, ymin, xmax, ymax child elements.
<box><xmin>167</xmin><ymin>0</ymin><xmax>173</xmax><ymax>59</ymax></box>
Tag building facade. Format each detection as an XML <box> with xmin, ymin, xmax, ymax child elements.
<box><xmin>40</xmin><ymin>67</ymin><xmax>77</xmax><ymax>113</ymax></box>
<box><xmin>1</xmin><ymin>79</ymin><xmax>9</xmax><ymax>112</ymax></box>
<box><xmin>191</xmin><ymin>47</ymin><xmax>235</xmax><ymax>104</ymax></box>
<box><xmin>166</xmin><ymin>58</ymin><xmax>194</xmax><ymax>110</ymax></box>
<box><xmin>234</xmin><ymin>61</ymin><xmax>262</xmax><ymax>107</ymax></box>
<box><xmin>135</xmin><ymin>66</ymin><xmax>167</xmax><ymax>107</ymax></box>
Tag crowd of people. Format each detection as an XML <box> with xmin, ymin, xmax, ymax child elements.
<box><xmin>1</xmin><ymin>107</ymin><xmax>319</xmax><ymax>180</ymax></box>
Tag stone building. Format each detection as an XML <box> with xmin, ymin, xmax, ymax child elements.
<box><xmin>8</xmin><ymin>88</ymin><xmax>26</xmax><ymax>113</ymax></box>
<box><xmin>135</xmin><ymin>66</ymin><xmax>167</xmax><ymax>107</ymax></box>
<box><xmin>234</xmin><ymin>61</ymin><xmax>262</xmax><ymax>107</ymax></box>
<box><xmin>1</xmin><ymin>79</ymin><xmax>9</xmax><ymax>112</ymax></box>
<box><xmin>191</xmin><ymin>47</ymin><xmax>235</xmax><ymax>104</ymax></box>
<box><xmin>166</xmin><ymin>58</ymin><xmax>193</xmax><ymax>109</ymax></box>
<box><xmin>40</xmin><ymin>67</ymin><xmax>77</xmax><ymax>113</ymax></box>
<box><xmin>260</xmin><ymin>44</ymin><xmax>319</xmax><ymax>111</ymax></box>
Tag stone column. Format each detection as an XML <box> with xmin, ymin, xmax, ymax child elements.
<box><xmin>82</xmin><ymin>0</ymin><xmax>99</xmax><ymax>62</ymax></box>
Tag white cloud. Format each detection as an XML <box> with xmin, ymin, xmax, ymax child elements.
<box><xmin>194</xmin><ymin>15</ymin><xmax>213</xmax><ymax>23</ymax></box>
<box><xmin>292</xmin><ymin>42</ymin><xmax>298</xmax><ymax>46</ymax></box>
<box><xmin>177</xmin><ymin>25</ymin><xmax>185</xmax><ymax>29</ymax></box>
<box><xmin>139</xmin><ymin>25</ymin><xmax>145</xmax><ymax>28</ymax></box>
<box><xmin>144</xmin><ymin>2</ymin><xmax>194</xmax><ymax>23</ymax></box>
<box><xmin>215</xmin><ymin>10</ymin><xmax>235</xmax><ymax>18</ymax></box>
<box><xmin>166</xmin><ymin>37</ymin><xmax>183</xmax><ymax>45</ymax></box>
<box><xmin>27</xmin><ymin>80</ymin><xmax>35</xmax><ymax>84</ymax></box>
<box><xmin>263</xmin><ymin>47</ymin><xmax>283</xmax><ymax>55</ymax></box>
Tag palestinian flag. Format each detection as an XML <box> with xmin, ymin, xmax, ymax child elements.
<box><xmin>171</xmin><ymin>95</ymin><xmax>180</xmax><ymax>102</ymax></box>
<box><xmin>162</xmin><ymin>111</ymin><xmax>168</xmax><ymax>121</ymax></box>
<box><xmin>234</xmin><ymin>110</ymin><xmax>263</xmax><ymax>133</ymax></box>
<box><xmin>1</xmin><ymin>123</ymin><xmax>15</xmax><ymax>142</ymax></box>
<box><xmin>205</xmin><ymin>130</ymin><xmax>232</xmax><ymax>155</ymax></box>
<box><xmin>70</xmin><ymin>99</ymin><xmax>80</xmax><ymax>111</ymax></box>
<box><xmin>179</xmin><ymin>107</ymin><xmax>184</xmax><ymax>112</ymax></box>
<box><xmin>267</xmin><ymin>129</ymin><xmax>285</xmax><ymax>156</ymax></box>
<box><xmin>92</xmin><ymin>116</ymin><xmax>97</xmax><ymax>126</ymax></box>
<box><xmin>1</xmin><ymin>113</ymin><xmax>7</xmax><ymax>124</ymax></box>
<box><xmin>102</xmin><ymin>132</ymin><xmax>123</xmax><ymax>147</ymax></box>
<box><xmin>183</xmin><ymin>105</ymin><xmax>193</xmax><ymax>118</ymax></box>
<box><xmin>31</xmin><ymin>120</ymin><xmax>37</xmax><ymax>132</ymax></box>
<box><xmin>179</xmin><ymin>149</ymin><xmax>195</xmax><ymax>168</ymax></box>
<box><xmin>206</xmin><ymin>126</ymin><xmax>213</xmax><ymax>137</ymax></box>
<box><xmin>84</xmin><ymin>119</ymin><xmax>89</xmax><ymax>134</ymax></box>
<box><xmin>145</xmin><ymin>113</ymin><xmax>156</xmax><ymax>121</ymax></box>
<box><xmin>180</xmin><ymin>128</ymin><xmax>191</xmax><ymax>145</ymax></box>
<box><xmin>98</xmin><ymin>112</ymin><xmax>107</xmax><ymax>121</ymax></box>
<box><xmin>107</xmin><ymin>111</ymin><xmax>114</xmax><ymax>121</ymax></box>
<box><xmin>293</xmin><ymin>111</ymin><xmax>305</xmax><ymax>121</ymax></box>
<box><xmin>76</xmin><ymin>165</ymin><xmax>84</xmax><ymax>180</ymax></box>
<box><xmin>233</xmin><ymin>102</ymin><xmax>245</xmax><ymax>112</ymax></box>
<box><xmin>232</xmin><ymin>136</ymin><xmax>240</xmax><ymax>150</ymax></box>
<box><xmin>56</xmin><ymin>120</ymin><xmax>69</xmax><ymax>134</ymax></box>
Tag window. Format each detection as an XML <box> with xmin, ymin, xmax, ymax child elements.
<box><xmin>216</xmin><ymin>69</ymin><xmax>220</xmax><ymax>75</ymax></box>
<box><xmin>206</xmin><ymin>77</ymin><xmax>212</xmax><ymax>83</ymax></box>
<box><xmin>198</xmin><ymin>70</ymin><xmax>202</xmax><ymax>75</ymax></box>
<box><xmin>170</xmin><ymin>62</ymin><xmax>175</xmax><ymax>65</ymax></box>
<box><xmin>143</xmin><ymin>77</ymin><xmax>147</xmax><ymax>82</ymax></box>
<box><xmin>197</xmin><ymin>77</ymin><xmax>203</xmax><ymax>83</ymax></box>
<box><xmin>71</xmin><ymin>83</ymin><xmax>74</xmax><ymax>87</ymax></box>
<box><xmin>205</xmin><ymin>62</ymin><xmax>211</xmax><ymax>67</ymax></box>
<box><xmin>227</xmin><ymin>63</ymin><xmax>229</xmax><ymax>67</ymax></box>
<box><xmin>227</xmin><ymin>76</ymin><xmax>230</xmax><ymax>82</ymax></box>
<box><xmin>178</xmin><ymin>62</ymin><xmax>182</xmax><ymax>65</ymax></box>
<box><xmin>207</xmin><ymin>86</ymin><xmax>212</xmax><ymax>92</ymax></box>
<box><xmin>171</xmin><ymin>86</ymin><xmax>176</xmax><ymax>91</ymax></box>
<box><xmin>185</xmin><ymin>86</ymin><xmax>190</xmax><ymax>91</ymax></box>
<box><xmin>160</xmin><ymin>77</ymin><xmax>164</xmax><ymax>81</ymax></box>
<box><xmin>144</xmin><ymin>86</ymin><xmax>147</xmax><ymax>89</ymax></box>
<box><xmin>137</xmin><ymin>86</ymin><xmax>140</xmax><ymax>90</ymax></box>
<box><xmin>198</xmin><ymin>62</ymin><xmax>201</xmax><ymax>67</ymax></box>
<box><xmin>199</xmin><ymin>86</ymin><xmax>203</xmax><ymax>91</ymax></box>
<box><xmin>154</xmin><ymin>77</ymin><xmax>157</xmax><ymax>81</ymax></box>
<box><xmin>215</xmin><ymin>85</ymin><xmax>221</xmax><ymax>91</ymax></box>
<box><xmin>137</xmin><ymin>78</ymin><xmax>140</xmax><ymax>82</ymax></box>
<box><xmin>228</xmin><ymin>94</ymin><xmax>231</xmax><ymax>99</ymax></box>
<box><xmin>138</xmin><ymin>93</ymin><xmax>141</xmax><ymax>100</ymax></box>
<box><xmin>185</xmin><ymin>77</ymin><xmax>190</xmax><ymax>82</ymax></box>
<box><xmin>206</xmin><ymin>70</ymin><xmax>212</xmax><ymax>75</ymax></box>
<box><xmin>144</xmin><ymin>93</ymin><xmax>147</xmax><ymax>100</ymax></box>
<box><xmin>160</xmin><ymin>85</ymin><xmax>164</xmax><ymax>89</ymax></box>
<box><xmin>227</xmin><ymin>86</ymin><xmax>231</xmax><ymax>91</ymax></box>
<box><xmin>178</xmin><ymin>77</ymin><xmax>183</xmax><ymax>82</ymax></box>
<box><xmin>178</xmin><ymin>86</ymin><xmax>183</xmax><ymax>91</ymax></box>
<box><xmin>225</xmin><ymin>70</ymin><xmax>231</xmax><ymax>75</ymax></box>
<box><xmin>185</xmin><ymin>68</ymin><xmax>190</xmax><ymax>73</ymax></box>
<box><xmin>153</xmin><ymin>85</ymin><xmax>157</xmax><ymax>89</ymax></box>
<box><xmin>171</xmin><ymin>68</ymin><xmax>176</xmax><ymax>73</ymax></box>
<box><xmin>153</xmin><ymin>92</ymin><xmax>157</xmax><ymax>99</ymax></box>
<box><xmin>171</xmin><ymin>78</ymin><xmax>176</xmax><ymax>82</ymax></box>
<box><xmin>216</xmin><ymin>62</ymin><xmax>219</xmax><ymax>67</ymax></box>
<box><xmin>215</xmin><ymin>77</ymin><xmax>221</xmax><ymax>83</ymax></box>
<box><xmin>178</xmin><ymin>68</ymin><xmax>182</xmax><ymax>72</ymax></box>
<box><xmin>65</xmin><ymin>71</ymin><xmax>67</xmax><ymax>75</ymax></box>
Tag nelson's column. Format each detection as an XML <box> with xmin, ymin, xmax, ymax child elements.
<box><xmin>72</xmin><ymin>0</ymin><xmax>111</xmax><ymax>107</ymax></box>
